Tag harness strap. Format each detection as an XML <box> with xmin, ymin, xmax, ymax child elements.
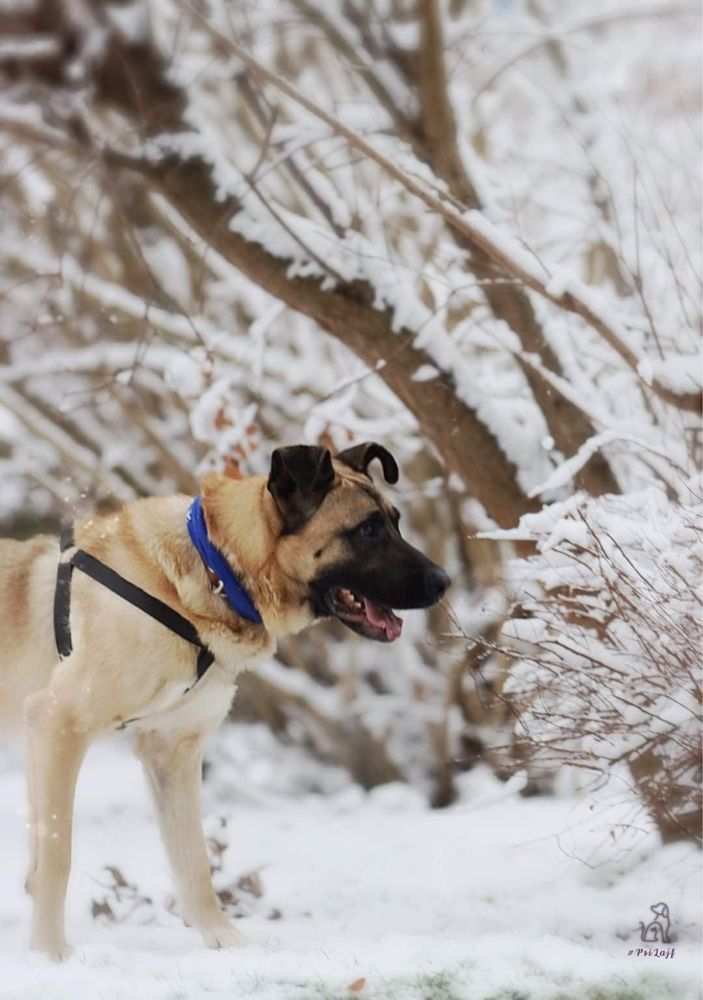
<box><xmin>53</xmin><ymin>531</ymin><xmax>215</xmax><ymax>681</ymax></box>
<box><xmin>53</xmin><ymin>526</ymin><xmax>76</xmax><ymax>660</ymax></box>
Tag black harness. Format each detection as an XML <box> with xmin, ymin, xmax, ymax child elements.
<box><xmin>53</xmin><ymin>526</ymin><xmax>214</xmax><ymax>685</ymax></box>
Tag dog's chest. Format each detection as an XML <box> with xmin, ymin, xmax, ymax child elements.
<box><xmin>128</xmin><ymin>671</ymin><xmax>233</xmax><ymax>735</ymax></box>
<box><xmin>129</xmin><ymin>643</ymin><xmax>272</xmax><ymax>735</ymax></box>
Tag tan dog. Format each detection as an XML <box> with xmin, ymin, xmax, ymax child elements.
<box><xmin>0</xmin><ymin>443</ymin><xmax>449</xmax><ymax>959</ymax></box>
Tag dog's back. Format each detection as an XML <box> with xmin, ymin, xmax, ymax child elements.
<box><xmin>0</xmin><ymin>535</ymin><xmax>59</xmax><ymax>731</ymax></box>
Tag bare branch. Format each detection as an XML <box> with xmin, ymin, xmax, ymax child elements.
<box><xmin>186</xmin><ymin>2</ymin><xmax>700</xmax><ymax>416</ymax></box>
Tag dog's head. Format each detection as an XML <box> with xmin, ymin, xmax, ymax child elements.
<box><xmin>261</xmin><ymin>443</ymin><xmax>450</xmax><ymax>641</ymax></box>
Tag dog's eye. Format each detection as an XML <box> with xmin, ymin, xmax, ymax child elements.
<box><xmin>359</xmin><ymin>519</ymin><xmax>381</xmax><ymax>540</ymax></box>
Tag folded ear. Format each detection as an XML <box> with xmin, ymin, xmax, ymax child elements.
<box><xmin>267</xmin><ymin>445</ymin><xmax>335</xmax><ymax>532</ymax></box>
<box><xmin>336</xmin><ymin>442</ymin><xmax>399</xmax><ymax>484</ymax></box>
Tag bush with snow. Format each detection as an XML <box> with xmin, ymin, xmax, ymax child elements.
<box><xmin>496</xmin><ymin>486</ymin><xmax>702</xmax><ymax>842</ymax></box>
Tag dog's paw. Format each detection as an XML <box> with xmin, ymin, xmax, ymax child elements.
<box><xmin>32</xmin><ymin>935</ymin><xmax>73</xmax><ymax>962</ymax></box>
<box><xmin>200</xmin><ymin>920</ymin><xmax>247</xmax><ymax>950</ymax></box>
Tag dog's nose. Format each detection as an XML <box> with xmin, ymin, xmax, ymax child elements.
<box><xmin>425</xmin><ymin>566</ymin><xmax>450</xmax><ymax>603</ymax></box>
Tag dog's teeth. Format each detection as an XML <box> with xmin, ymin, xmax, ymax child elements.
<box><xmin>336</xmin><ymin>587</ymin><xmax>364</xmax><ymax>611</ymax></box>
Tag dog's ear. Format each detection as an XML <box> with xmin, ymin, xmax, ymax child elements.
<box><xmin>267</xmin><ymin>445</ymin><xmax>335</xmax><ymax>532</ymax></box>
<box><xmin>336</xmin><ymin>442</ymin><xmax>399</xmax><ymax>484</ymax></box>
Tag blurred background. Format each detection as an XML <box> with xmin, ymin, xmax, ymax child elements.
<box><xmin>0</xmin><ymin>0</ymin><xmax>700</xmax><ymax>847</ymax></box>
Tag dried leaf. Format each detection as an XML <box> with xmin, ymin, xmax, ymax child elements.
<box><xmin>236</xmin><ymin>871</ymin><xmax>263</xmax><ymax>898</ymax></box>
<box><xmin>104</xmin><ymin>865</ymin><xmax>133</xmax><ymax>890</ymax></box>
<box><xmin>91</xmin><ymin>898</ymin><xmax>115</xmax><ymax>921</ymax></box>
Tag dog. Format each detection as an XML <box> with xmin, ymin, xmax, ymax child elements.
<box><xmin>0</xmin><ymin>442</ymin><xmax>449</xmax><ymax>959</ymax></box>
<box><xmin>639</xmin><ymin>902</ymin><xmax>672</xmax><ymax>943</ymax></box>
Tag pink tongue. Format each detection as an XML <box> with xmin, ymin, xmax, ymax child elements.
<box><xmin>363</xmin><ymin>598</ymin><xmax>403</xmax><ymax>640</ymax></box>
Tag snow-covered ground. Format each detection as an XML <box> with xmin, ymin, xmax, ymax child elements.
<box><xmin>0</xmin><ymin>724</ymin><xmax>700</xmax><ymax>1000</ymax></box>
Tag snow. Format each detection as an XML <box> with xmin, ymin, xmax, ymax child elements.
<box><xmin>462</xmin><ymin>210</ymin><xmax>550</xmax><ymax>285</ymax></box>
<box><xmin>527</xmin><ymin>431</ymin><xmax>620</xmax><ymax>498</ymax></box>
<box><xmin>637</xmin><ymin>354</ymin><xmax>702</xmax><ymax>393</ymax></box>
<box><xmin>0</xmin><ymin>726</ymin><xmax>700</xmax><ymax>1000</ymax></box>
<box><xmin>0</xmin><ymin>37</ymin><xmax>59</xmax><ymax>61</ymax></box>
<box><xmin>411</xmin><ymin>365</ymin><xmax>440</xmax><ymax>383</ymax></box>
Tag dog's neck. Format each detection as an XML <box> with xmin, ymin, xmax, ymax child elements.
<box><xmin>200</xmin><ymin>474</ymin><xmax>280</xmax><ymax>591</ymax></box>
<box><xmin>198</xmin><ymin>474</ymin><xmax>315</xmax><ymax>639</ymax></box>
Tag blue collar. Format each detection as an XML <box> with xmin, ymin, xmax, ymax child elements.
<box><xmin>186</xmin><ymin>496</ymin><xmax>263</xmax><ymax>625</ymax></box>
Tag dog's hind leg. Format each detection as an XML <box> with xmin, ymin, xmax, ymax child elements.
<box><xmin>23</xmin><ymin>686</ymin><xmax>90</xmax><ymax>960</ymax></box>
<box><xmin>133</xmin><ymin>728</ymin><xmax>245</xmax><ymax>949</ymax></box>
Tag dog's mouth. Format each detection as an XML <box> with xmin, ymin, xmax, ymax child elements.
<box><xmin>325</xmin><ymin>586</ymin><xmax>403</xmax><ymax>642</ymax></box>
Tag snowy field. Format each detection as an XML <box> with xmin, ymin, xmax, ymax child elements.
<box><xmin>0</xmin><ymin>724</ymin><xmax>700</xmax><ymax>1000</ymax></box>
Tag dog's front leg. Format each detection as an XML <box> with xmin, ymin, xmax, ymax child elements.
<box><xmin>134</xmin><ymin>729</ymin><xmax>245</xmax><ymax>949</ymax></box>
<box><xmin>24</xmin><ymin>688</ymin><xmax>89</xmax><ymax>960</ymax></box>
